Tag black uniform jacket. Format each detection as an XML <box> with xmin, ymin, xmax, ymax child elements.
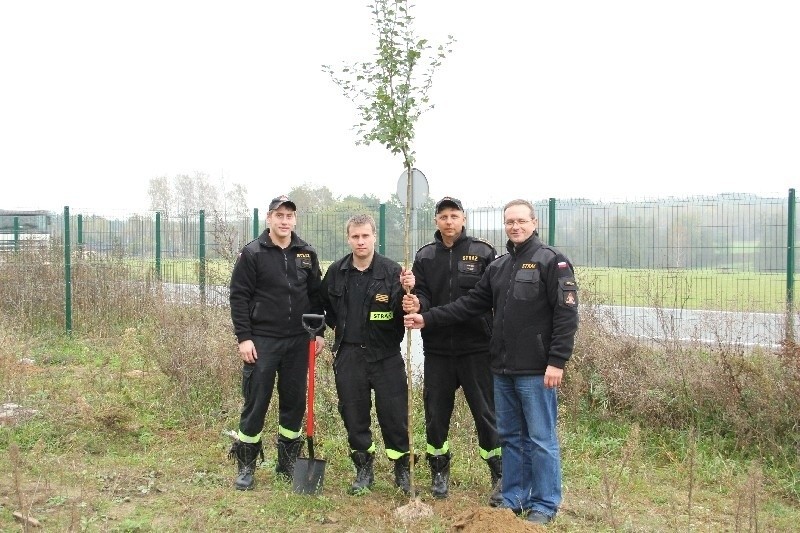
<box><xmin>412</xmin><ymin>229</ymin><xmax>496</xmax><ymax>357</ymax></box>
<box><xmin>422</xmin><ymin>235</ymin><xmax>579</xmax><ymax>375</ymax></box>
<box><xmin>229</xmin><ymin>229</ymin><xmax>324</xmax><ymax>343</ymax></box>
<box><xmin>321</xmin><ymin>253</ymin><xmax>405</xmax><ymax>362</ymax></box>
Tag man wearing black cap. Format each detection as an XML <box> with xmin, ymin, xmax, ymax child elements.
<box><xmin>402</xmin><ymin>197</ymin><xmax>502</xmax><ymax>503</ymax></box>
<box><xmin>228</xmin><ymin>195</ymin><xmax>326</xmax><ymax>490</ymax></box>
<box><xmin>405</xmin><ymin>199</ymin><xmax>579</xmax><ymax>525</ymax></box>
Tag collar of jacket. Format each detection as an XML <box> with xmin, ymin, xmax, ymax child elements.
<box><xmin>433</xmin><ymin>228</ymin><xmax>468</xmax><ymax>250</ymax></box>
<box><xmin>506</xmin><ymin>234</ymin><xmax>541</xmax><ymax>257</ymax></box>
<box><xmin>260</xmin><ymin>229</ymin><xmax>307</xmax><ymax>249</ymax></box>
<box><xmin>338</xmin><ymin>253</ymin><xmax>388</xmax><ymax>280</ymax></box>
<box><xmin>341</xmin><ymin>253</ymin><xmax>375</xmax><ymax>273</ymax></box>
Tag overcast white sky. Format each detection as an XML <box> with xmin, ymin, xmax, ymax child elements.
<box><xmin>1</xmin><ymin>1</ymin><xmax>799</xmax><ymax>212</ymax></box>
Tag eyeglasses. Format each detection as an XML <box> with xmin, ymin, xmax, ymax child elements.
<box><xmin>504</xmin><ymin>219</ymin><xmax>532</xmax><ymax>227</ymax></box>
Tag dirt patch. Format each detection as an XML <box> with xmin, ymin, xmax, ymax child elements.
<box><xmin>451</xmin><ymin>507</ymin><xmax>544</xmax><ymax>532</ymax></box>
<box><xmin>393</xmin><ymin>498</ymin><xmax>434</xmax><ymax>521</ymax></box>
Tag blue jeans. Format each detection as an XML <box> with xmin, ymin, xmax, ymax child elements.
<box><xmin>494</xmin><ymin>374</ymin><xmax>561</xmax><ymax>517</ymax></box>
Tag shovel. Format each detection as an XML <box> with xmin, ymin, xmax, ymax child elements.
<box><xmin>292</xmin><ymin>313</ymin><xmax>327</xmax><ymax>495</ymax></box>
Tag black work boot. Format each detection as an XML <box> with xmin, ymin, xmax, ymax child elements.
<box><xmin>393</xmin><ymin>454</ymin><xmax>411</xmax><ymax>495</ymax></box>
<box><xmin>427</xmin><ymin>453</ymin><xmax>451</xmax><ymax>499</ymax></box>
<box><xmin>348</xmin><ymin>451</ymin><xmax>375</xmax><ymax>494</ymax></box>
<box><xmin>486</xmin><ymin>455</ymin><xmax>503</xmax><ymax>507</ymax></box>
<box><xmin>275</xmin><ymin>437</ymin><xmax>304</xmax><ymax>480</ymax></box>
<box><xmin>228</xmin><ymin>440</ymin><xmax>264</xmax><ymax>491</ymax></box>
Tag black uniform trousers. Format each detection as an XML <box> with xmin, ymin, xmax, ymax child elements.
<box><xmin>334</xmin><ymin>343</ymin><xmax>409</xmax><ymax>457</ymax></box>
<box><xmin>239</xmin><ymin>334</ymin><xmax>308</xmax><ymax>441</ymax></box>
<box><xmin>423</xmin><ymin>351</ymin><xmax>499</xmax><ymax>457</ymax></box>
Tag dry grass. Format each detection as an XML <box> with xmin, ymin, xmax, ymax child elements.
<box><xmin>1</xmin><ymin>254</ymin><xmax>799</xmax><ymax>530</ymax></box>
<box><xmin>567</xmin><ymin>300</ymin><xmax>800</xmax><ymax>464</ymax></box>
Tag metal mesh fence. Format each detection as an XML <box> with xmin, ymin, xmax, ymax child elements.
<box><xmin>0</xmin><ymin>193</ymin><xmax>796</xmax><ymax>341</ymax></box>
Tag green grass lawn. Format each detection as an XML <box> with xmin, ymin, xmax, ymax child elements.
<box><xmin>108</xmin><ymin>258</ymin><xmax>794</xmax><ymax>313</ymax></box>
<box><xmin>1</xmin><ymin>332</ymin><xmax>798</xmax><ymax>532</ymax></box>
<box><xmin>577</xmin><ymin>267</ymin><xmax>790</xmax><ymax>312</ymax></box>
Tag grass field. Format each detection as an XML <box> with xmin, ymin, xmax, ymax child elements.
<box><xmin>1</xmin><ymin>252</ymin><xmax>798</xmax><ymax>530</ymax></box>
<box><xmin>103</xmin><ymin>257</ymin><xmax>794</xmax><ymax>314</ymax></box>
<box><xmin>1</xmin><ymin>325</ymin><xmax>798</xmax><ymax>532</ymax></box>
<box><xmin>576</xmin><ymin>267</ymin><xmax>789</xmax><ymax>313</ymax></box>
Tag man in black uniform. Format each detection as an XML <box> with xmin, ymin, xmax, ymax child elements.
<box><xmin>320</xmin><ymin>214</ymin><xmax>412</xmax><ymax>495</ymax></box>
<box><xmin>402</xmin><ymin>197</ymin><xmax>502</xmax><ymax>503</ymax></box>
<box><xmin>405</xmin><ymin>199</ymin><xmax>579</xmax><ymax>525</ymax></box>
<box><xmin>228</xmin><ymin>195</ymin><xmax>325</xmax><ymax>491</ymax></box>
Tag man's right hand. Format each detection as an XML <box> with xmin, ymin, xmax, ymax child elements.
<box><xmin>402</xmin><ymin>294</ymin><xmax>420</xmax><ymax>313</ymax></box>
<box><xmin>404</xmin><ymin>313</ymin><xmax>425</xmax><ymax>329</ymax></box>
<box><xmin>238</xmin><ymin>340</ymin><xmax>257</xmax><ymax>363</ymax></box>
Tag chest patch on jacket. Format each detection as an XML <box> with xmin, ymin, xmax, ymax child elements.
<box><xmin>374</xmin><ymin>293</ymin><xmax>389</xmax><ymax>303</ymax></box>
<box><xmin>521</xmin><ymin>263</ymin><xmax>537</xmax><ymax>269</ymax></box>
<box><xmin>370</xmin><ymin>311</ymin><xmax>393</xmax><ymax>320</ymax></box>
<box><xmin>296</xmin><ymin>253</ymin><xmax>312</xmax><ymax>269</ymax></box>
<box><xmin>462</xmin><ymin>254</ymin><xmax>478</xmax><ymax>262</ymax></box>
<box><xmin>460</xmin><ymin>261</ymin><xmax>480</xmax><ymax>274</ymax></box>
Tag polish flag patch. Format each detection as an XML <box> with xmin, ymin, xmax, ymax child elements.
<box><xmin>557</xmin><ymin>261</ymin><xmax>568</xmax><ymax>269</ymax></box>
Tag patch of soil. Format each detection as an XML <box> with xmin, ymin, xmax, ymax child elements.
<box><xmin>451</xmin><ymin>507</ymin><xmax>544</xmax><ymax>532</ymax></box>
<box><xmin>393</xmin><ymin>498</ymin><xmax>434</xmax><ymax>521</ymax></box>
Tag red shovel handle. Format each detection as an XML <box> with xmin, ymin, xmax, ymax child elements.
<box><xmin>306</xmin><ymin>336</ymin><xmax>316</xmax><ymax>439</ymax></box>
<box><xmin>301</xmin><ymin>314</ymin><xmax>324</xmax><ymax>441</ymax></box>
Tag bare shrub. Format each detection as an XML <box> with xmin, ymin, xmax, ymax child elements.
<box><xmin>569</xmin><ymin>291</ymin><xmax>800</xmax><ymax>464</ymax></box>
<box><xmin>0</xmin><ymin>244</ymin><xmax>64</xmax><ymax>331</ymax></box>
<box><xmin>0</xmin><ymin>244</ymin><xmax>161</xmax><ymax>336</ymax></box>
<box><xmin>734</xmin><ymin>462</ymin><xmax>763</xmax><ymax>532</ymax></box>
<box><xmin>0</xmin><ymin>320</ymin><xmax>21</xmax><ymax>399</ymax></box>
<box><xmin>140</xmin><ymin>302</ymin><xmax>240</xmax><ymax>423</ymax></box>
<box><xmin>71</xmin><ymin>257</ymin><xmax>160</xmax><ymax>334</ymax></box>
<box><xmin>599</xmin><ymin>423</ymin><xmax>641</xmax><ymax>531</ymax></box>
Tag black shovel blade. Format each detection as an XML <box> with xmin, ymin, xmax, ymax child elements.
<box><xmin>292</xmin><ymin>457</ymin><xmax>326</xmax><ymax>494</ymax></box>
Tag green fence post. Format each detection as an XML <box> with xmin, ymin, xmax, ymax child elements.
<box><xmin>548</xmin><ymin>197</ymin><xmax>556</xmax><ymax>246</ymax></box>
<box><xmin>64</xmin><ymin>206</ymin><xmax>72</xmax><ymax>334</ymax></box>
<box><xmin>379</xmin><ymin>203</ymin><xmax>387</xmax><ymax>255</ymax></box>
<box><xmin>199</xmin><ymin>209</ymin><xmax>206</xmax><ymax>305</ymax></box>
<box><xmin>77</xmin><ymin>214</ymin><xmax>83</xmax><ymax>250</ymax></box>
<box><xmin>13</xmin><ymin>216</ymin><xmax>19</xmax><ymax>252</ymax></box>
<box><xmin>253</xmin><ymin>208</ymin><xmax>259</xmax><ymax>240</ymax></box>
<box><xmin>787</xmin><ymin>188</ymin><xmax>795</xmax><ymax>341</ymax></box>
<box><xmin>155</xmin><ymin>211</ymin><xmax>162</xmax><ymax>281</ymax></box>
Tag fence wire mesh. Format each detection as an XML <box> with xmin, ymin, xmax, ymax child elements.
<box><xmin>0</xmin><ymin>194</ymin><xmax>796</xmax><ymax>341</ymax></box>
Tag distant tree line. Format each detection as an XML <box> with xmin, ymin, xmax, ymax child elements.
<box><xmin>55</xmin><ymin>182</ymin><xmax>791</xmax><ymax>275</ymax></box>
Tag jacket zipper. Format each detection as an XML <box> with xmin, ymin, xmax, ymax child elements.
<box><xmin>501</xmin><ymin>252</ymin><xmax>518</xmax><ymax>374</ymax></box>
<box><xmin>448</xmin><ymin>247</ymin><xmax>454</xmax><ymax>356</ymax></box>
<box><xmin>283</xmin><ymin>249</ymin><xmax>291</xmax><ymax>331</ymax></box>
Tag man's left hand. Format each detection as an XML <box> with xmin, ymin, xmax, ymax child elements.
<box><xmin>314</xmin><ymin>335</ymin><xmax>326</xmax><ymax>356</ymax></box>
<box><xmin>544</xmin><ymin>365</ymin><xmax>563</xmax><ymax>389</ymax></box>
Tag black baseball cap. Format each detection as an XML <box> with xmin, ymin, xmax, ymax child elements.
<box><xmin>268</xmin><ymin>195</ymin><xmax>296</xmax><ymax>211</ymax></box>
<box><xmin>435</xmin><ymin>196</ymin><xmax>464</xmax><ymax>213</ymax></box>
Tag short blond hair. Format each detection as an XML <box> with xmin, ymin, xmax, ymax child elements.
<box><xmin>346</xmin><ymin>214</ymin><xmax>377</xmax><ymax>235</ymax></box>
